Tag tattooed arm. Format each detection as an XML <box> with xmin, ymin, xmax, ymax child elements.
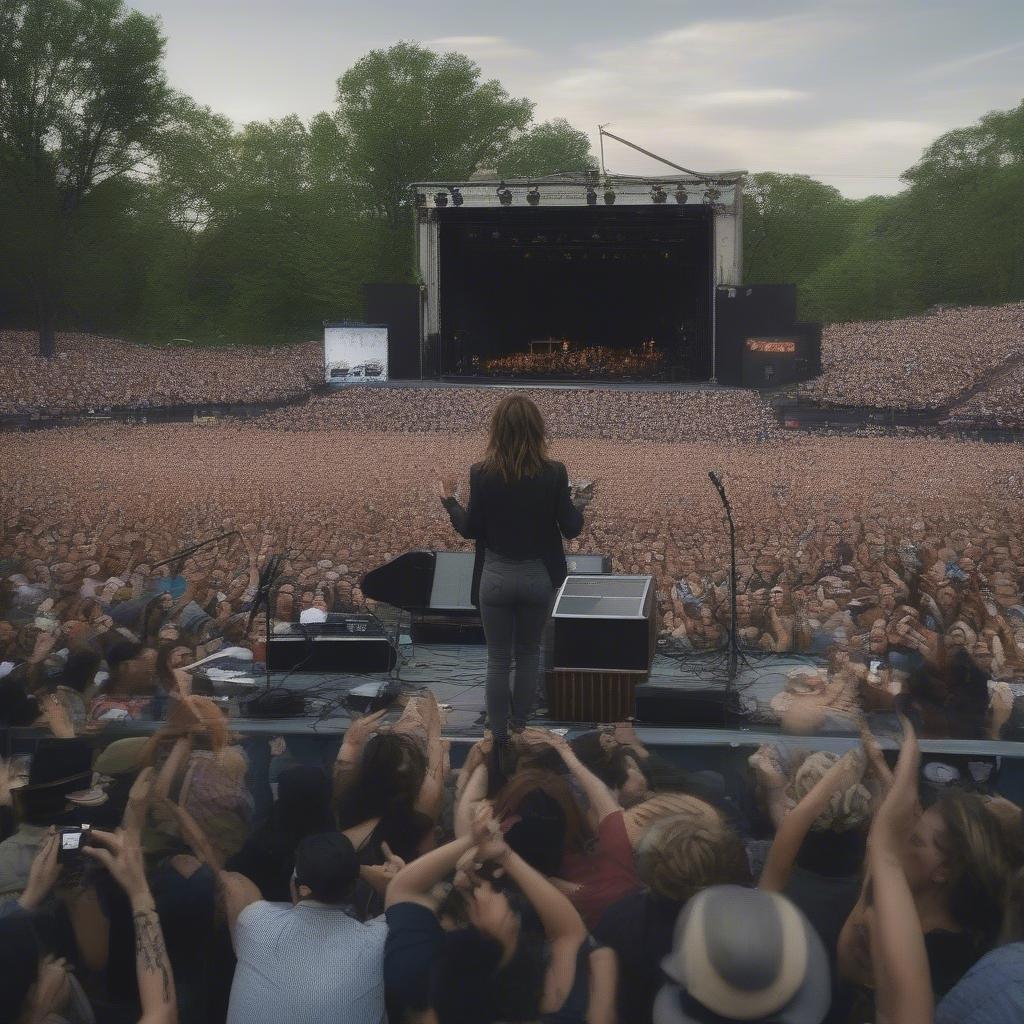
<box><xmin>85</xmin><ymin>829</ymin><xmax>178</xmax><ymax>1024</ymax></box>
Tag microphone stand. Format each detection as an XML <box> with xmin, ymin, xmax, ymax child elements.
<box><xmin>708</xmin><ymin>472</ymin><xmax>743</xmax><ymax>686</ymax></box>
<box><xmin>247</xmin><ymin>553</ymin><xmax>285</xmax><ymax>691</ymax></box>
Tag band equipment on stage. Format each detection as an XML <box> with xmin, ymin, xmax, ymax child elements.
<box><xmin>546</xmin><ymin>575</ymin><xmax>657</xmax><ymax>723</ymax></box>
<box><xmin>267</xmin><ymin>614</ymin><xmax>397</xmax><ymax>673</ymax></box>
<box><xmin>551</xmin><ymin>575</ymin><xmax>657</xmax><ymax>672</ymax></box>
<box><xmin>632</xmin><ymin>683</ymin><xmax>745</xmax><ymax>726</ymax></box>
<box><xmin>546</xmin><ymin>669</ymin><xmax>641</xmax><ymax>723</ymax></box>
<box><xmin>361</xmin><ymin>549</ymin><xmax>611</xmax><ymax>645</ymax></box>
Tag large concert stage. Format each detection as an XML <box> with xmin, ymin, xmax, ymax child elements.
<box><xmin>391</xmin><ymin>174</ymin><xmax>821</xmax><ymax>388</ymax></box>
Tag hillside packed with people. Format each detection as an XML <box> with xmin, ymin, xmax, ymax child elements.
<box><xmin>796</xmin><ymin>302</ymin><xmax>1024</xmax><ymax>411</ymax></box>
<box><xmin>943</xmin><ymin>362</ymin><xmax>1024</xmax><ymax>429</ymax></box>
<box><xmin>2</xmin><ymin>422</ymin><xmax>1023</xmax><ymax>687</ymax></box>
<box><xmin>252</xmin><ymin>386</ymin><xmax>780</xmax><ymax>444</ymax></box>
<box><xmin>0</xmin><ymin>332</ymin><xmax>323</xmax><ymax>417</ymax></box>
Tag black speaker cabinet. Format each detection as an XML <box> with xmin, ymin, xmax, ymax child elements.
<box><xmin>267</xmin><ymin>634</ymin><xmax>396</xmax><ymax>673</ymax></box>
<box><xmin>552</xmin><ymin>575</ymin><xmax>657</xmax><ymax>672</ymax></box>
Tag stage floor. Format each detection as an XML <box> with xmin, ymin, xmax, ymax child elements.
<box><xmin>328</xmin><ymin>378</ymin><xmax>744</xmax><ymax>393</ymax></box>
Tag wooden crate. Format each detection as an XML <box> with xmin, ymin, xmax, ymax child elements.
<box><xmin>546</xmin><ymin>669</ymin><xmax>644</xmax><ymax>723</ymax></box>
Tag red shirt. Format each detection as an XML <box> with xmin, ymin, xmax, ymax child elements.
<box><xmin>561</xmin><ymin>810</ymin><xmax>641</xmax><ymax>930</ymax></box>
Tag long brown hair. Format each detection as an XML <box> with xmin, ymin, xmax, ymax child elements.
<box><xmin>481</xmin><ymin>394</ymin><xmax>548</xmax><ymax>483</ymax></box>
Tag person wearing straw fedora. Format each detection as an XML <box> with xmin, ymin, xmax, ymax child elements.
<box><xmin>653</xmin><ymin>885</ymin><xmax>830</xmax><ymax>1024</ymax></box>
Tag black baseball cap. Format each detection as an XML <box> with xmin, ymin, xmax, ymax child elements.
<box><xmin>293</xmin><ymin>832</ymin><xmax>359</xmax><ymax>904</ymax></box>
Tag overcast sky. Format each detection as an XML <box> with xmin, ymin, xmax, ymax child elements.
<box><xmin>132</xmin><ymin>0</ymin><xmax>1023</xmax><ymax>199</ymax></box>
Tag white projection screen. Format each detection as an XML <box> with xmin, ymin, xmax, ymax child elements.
<box><xmin>323</xmin><ymin>323</ymin><xmax>389</xmax><ymax>384</ymax></box>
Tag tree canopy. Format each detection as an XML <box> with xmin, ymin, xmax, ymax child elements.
<box><xmin>0</xmin><ymin>9</ymin><xmax>1021</xmax><ymax>351</ymax></box>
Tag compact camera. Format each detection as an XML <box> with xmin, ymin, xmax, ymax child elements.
<box><xmin>58</xmin><ymin>824</ymin><xmax>93</xmax><ymax>864</ymax></box>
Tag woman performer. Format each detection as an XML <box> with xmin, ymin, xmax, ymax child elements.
<box><xmin>437</xmin><ymin>394</ymin><xmax>590</xmax><ymax>770</ymax></box>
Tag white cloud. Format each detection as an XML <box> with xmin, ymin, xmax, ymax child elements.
<box><xmin>915</xmin><ymin>40</ymin><xmax>1024</xmax><ymax>81</ymax></box>
<box><xmin>426</xmin><ymin>35</ymin><xmax>535</xmax><ymax>60</ymax></box>
<box><xmin>690</xmin><ymin>89</ymin><xmax>809</xmax><ymax>108</ymax></box>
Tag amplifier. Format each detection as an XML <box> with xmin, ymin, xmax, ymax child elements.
<box><xmin>633</xmin><ymin>684</ymin><xmax>745</xmax><ymax>726</ymax></box>
<box><xmin>547</xmin><ymin>669</ymin><xmax>640</xmax><ymax>723</ymax></box>
<box><xmin>267</xmin><ymin>632</ymin><xmax>396</xmax><ymax>673</ymax></box>
<box><xmin>552</xmin><ymin>575</ymin><xmax>657</xmax><ymax>672</ymax></box>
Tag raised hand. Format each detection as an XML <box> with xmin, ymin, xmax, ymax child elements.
<box><xmin>19</xmin><ymin>829</ymin><xmax>62</xmax><ymax>909</ymax></box>
<box><xmin>83</xmin><ymin>828</ymin><xmax>151</xmax><ymax>901</ymax></box>
<box><xmin>470</xmin><ymin>803</ymin><xmax>510</xmax><ymax>864</ymax></box>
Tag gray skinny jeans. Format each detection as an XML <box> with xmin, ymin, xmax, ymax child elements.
<box><xmin>479</xmin><ymin>549</ymin><xmax>555</xmax><ymax>740</ymax></box>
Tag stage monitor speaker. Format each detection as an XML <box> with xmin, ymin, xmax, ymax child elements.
<box><xmin>552</xmin><ymin>575</ymin><xmax>657</xmax><ymax>672</ymax></box>
<box><xmin>430</xmin><ymin>551</ymin><xmax>476</xmax><ymax>611</ymax></box>
<box><xmin>267</xmin><ymin>633</ymin><xmax>396</xmax><ymax>673</ymax></box>
<box><xmin>634</xmin><ymin>683</ymin><xmax>745</xmax><ymax>726</ymax></box>
<box><xmin>566</xmin><ymin>554</ymin><xmax>611</xmax><ymax>575</ymax></box>
<box><xmin>361</xmin><ymin>550</ymin><xmax>436</xmax><ymax>611</ymax></box>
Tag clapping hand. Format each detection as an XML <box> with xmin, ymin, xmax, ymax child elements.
<box><xmin>471</xmin><ymin>804</ymin><xmax>510</xmax><ymax>864</ymax></box>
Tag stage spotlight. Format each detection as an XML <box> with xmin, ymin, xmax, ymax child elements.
<box><xmin>603</xmin><ymin>188</ymin><xmax>616</xmax><ymax>205</ymax></box>
<box><xmin>414</xmin><ymin>192</ymin><xmax>427</xmax><ymax>208</ymax></box>
<box><xmin>450</xmin><ymin>187</ymin><xmax>464</xmax><ymax>207</ymax></box>
<box><xmin>585</xmin><ymin>185</ymin><xmax>598</xmax><ymax>206</ymax></box>
<box><xmin>497</xmin><ymin>183</ymin><xmax>512</xmax><ymax>206</ymax></box>
<box><xmin>527</xmin><ymin>186</ymin><xmax>541</xmax><ymax>206</ymax></box>
<box><xmin>703</xmin><ymin>187</ymin><xmax>721</xmax><ymax>204</ymax></box>
<box><xmin>434</xmin><ymin>191</ymin><xmax>448</xmax><ymax>208</ymax></box>
<box><xmin>651</xmin><ymin>185</ymin><xmax>667</xmax><ymax>204</ymax></box>
<box><xmin>674</xmin><ymin>185</ymin><xmax>688</xmax><ymax>205</ymax></box>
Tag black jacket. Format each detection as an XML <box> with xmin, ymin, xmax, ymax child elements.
<box><xmin>441</xmin><ymin>459</ymin><xmax>584</xmax><ymax>607</ymax></box>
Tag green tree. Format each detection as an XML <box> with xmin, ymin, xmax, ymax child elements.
<box><xmin>742</xmin><ymin>173</ymin><xmax>856</xmax><ymax>295</ymax></box>
<box><xmin>0</xmin><ymin>0</ymin><xmax>176</xmax><ymax>355</ymax></box>
<box><xmin>334</xmin><ymin>42</ymin><xmax>534</xmax><ymax>224</ymax></box>
<box><xmin>896</xmin><ymin>100</ymin><xmax>1024</xmax><ymax>308</ymax></box>
<box><xmin>494</xmin><ymin>118</ymin><xmax>596</xmax><ymax>179</ymax></box>
<box><xmin>799</xmin><ymin>196</ymin><xmax>911</xmax><ymax>323</ymax></box>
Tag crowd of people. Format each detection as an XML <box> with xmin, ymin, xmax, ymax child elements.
<box><xmin>2</xmin><ymin>300</ymin><xmax>1022</xmax><ymax>430</ymax></box>
<box><xmin>253</xmin><ymin>386</ymin><xmax>780</xmax><ymax>444</ymax></box>
<box><xmin>0</xmin><ymin>332</ymin><xmax>323</xmax><ymax>416</ymax></box>
<box><xmin>3</xmin><ymin>412</ymin><xmax>1022</xmax><ymax>691</ymax></box>
<box><xmin>797</xmin><ymin>302</ymin><xmax>1024</xmax><ymax>411</ymax></box>
<box><xmin>944</xmin><ymin>361</ymin><xmax>1024</xmax><ymax>429</ymax></box>
<box><xmin>1</xmin><ymin>598</ymin><xmax>1023</xmax><ymax>1024</ymax></box>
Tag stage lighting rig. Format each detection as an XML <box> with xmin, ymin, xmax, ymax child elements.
<box><xmin>651</xmin><ymin>184</ymin><xmax>667</xmax><ymax>204</ymax></box>
<box><xmin>414</xmin><ymin>191</ymin><xmax>427</xmax><ymax>208</ymax></box>
<box><xmin>603</xmin><ymin>187</ymin><xmax>616</xmax><ymax>205</ymax></box>
<box><xmin>585</xmin><ymin>185</ymin><xmax>598</xmax><ymax>206</ymax></box>
<box><xmin>703</xmin><ymin>186</ymin><xmax>722</xmax><ymax>204</ymax></box>
<box><xmin>527</xmin><ymin>186</ymin><xmax>541</xmax><ymax>206</ymax></box>
<box><xmin>674</xmin><ymin>185</ymin><xmax>688</xmax><ymax>205</ymax></box>
<box><xmin>450</xmin><ymin>187</ymin><xmax>464</xmax><ymax>207</ymax></box>
<box><xmin>434</xmin><ymin>191</ymin><xmax>448</xmax><ymax>207</ymax></box>
<box><xmin>497</xmin><ymin>182</ymin><xmax>513</xmax><ymax>206</ymax></box>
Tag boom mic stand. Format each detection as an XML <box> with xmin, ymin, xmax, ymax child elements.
<box><xmin>707</xmin><ymin>471</ymin><xmax>749</xmax><ymax>686</ymax></box>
